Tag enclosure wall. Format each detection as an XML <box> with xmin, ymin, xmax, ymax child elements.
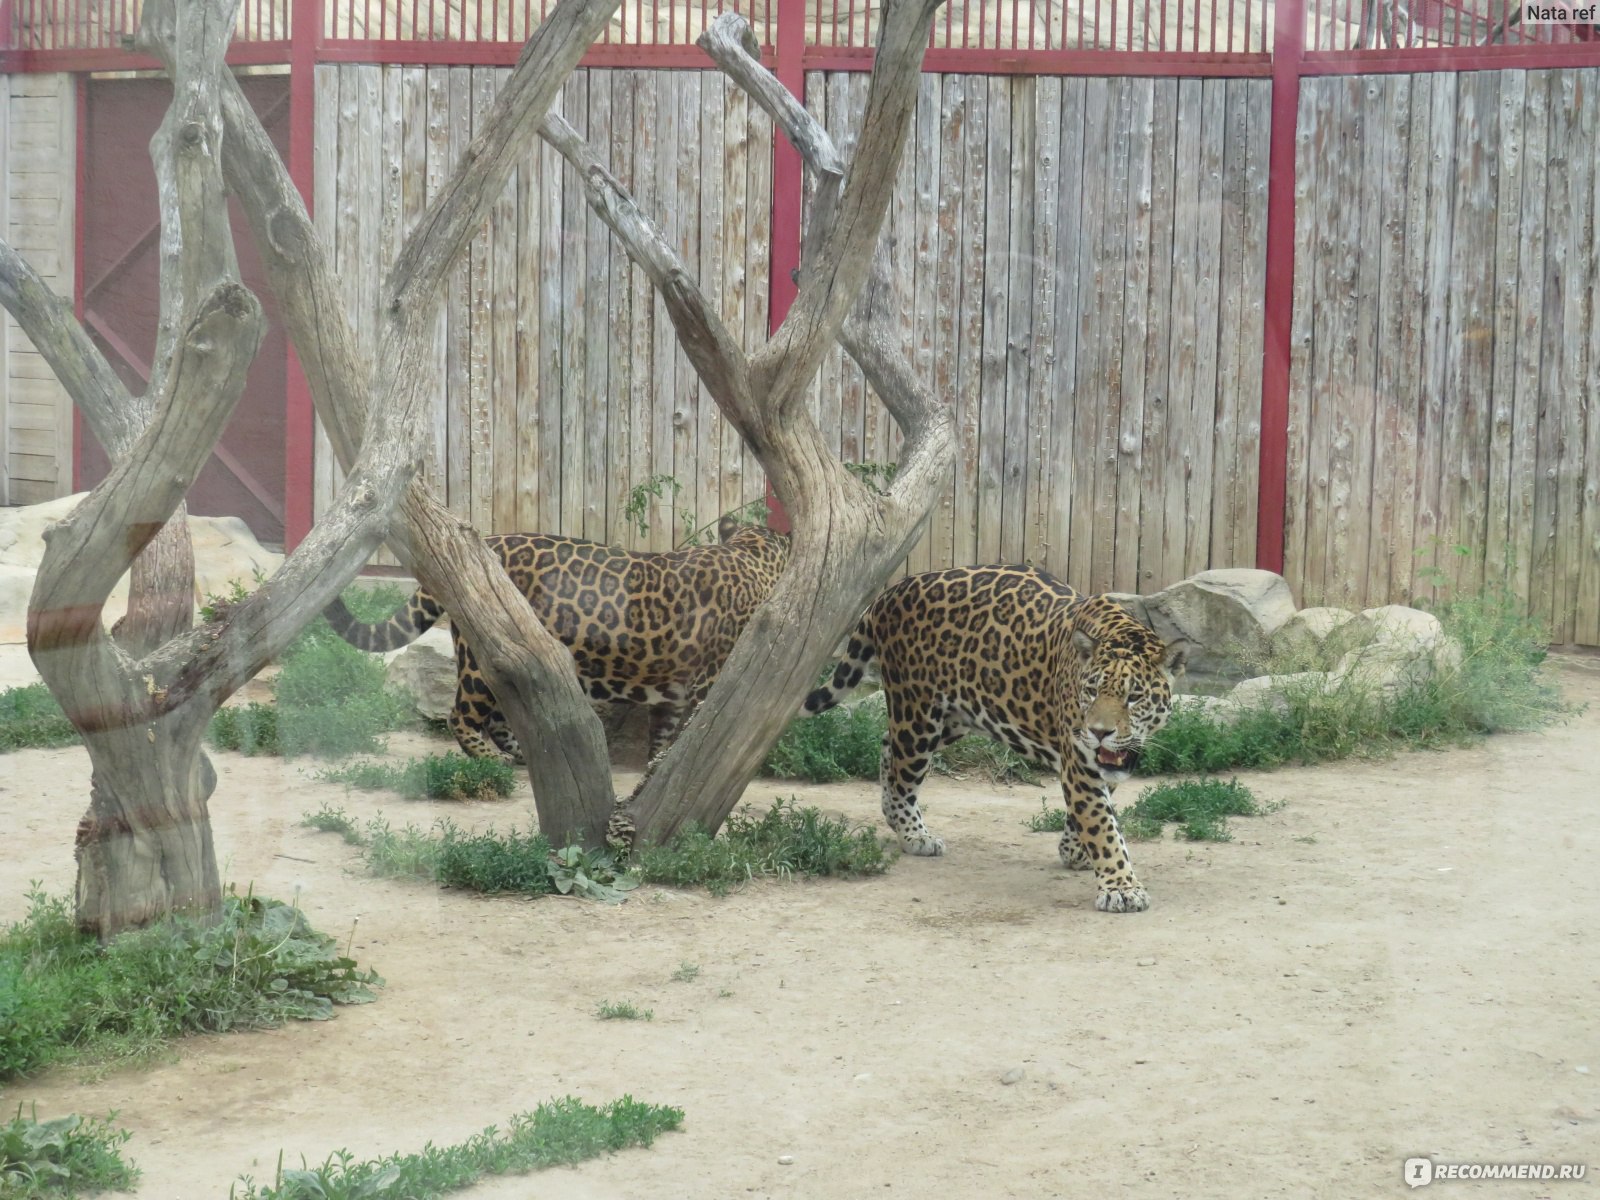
<box><xmin>0</xmin><ymin>71</ymin><xmax>74</xmax><ymax>506</ymax></box>
<box><xmin>310</xmin><ymin>65</ymin><xmax>774</xmax><ymax>559</ymax></box>
<box><xmin>1286</xmin><ymin>67</ymin><xmax>1600</xmax><ymax>645</ymax></box>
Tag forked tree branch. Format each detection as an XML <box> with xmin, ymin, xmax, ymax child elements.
<box><xmin>0</xmin><ymin>242</ymin><xmax>142</xmax><ymax>456</ymax></box>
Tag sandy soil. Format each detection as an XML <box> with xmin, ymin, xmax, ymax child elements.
<box><xmin>2</xmin><ymin>657</ymin><xmax>1598</xmax><ymax>1199</ymax></box>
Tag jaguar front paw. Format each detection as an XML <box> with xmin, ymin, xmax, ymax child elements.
<box><xmin>1058</xmin><ymin>838</ymin><xmax>1092</xmax><ymax>871</ymax></box>
<box><xmin>901</xmin><ymin>834</ymin><xmax>946</xmax><ymax>857</ymax></box>
<box><xmin>1094</xmin><ymin>884</ymin><xmax>1149</xmax><ymax>913</ymax></box>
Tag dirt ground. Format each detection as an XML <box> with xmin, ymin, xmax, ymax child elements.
<box><xmin>2</xmin><ymin>657</ymin><xmax>1598</xmax><ymax>1199</ymax></box>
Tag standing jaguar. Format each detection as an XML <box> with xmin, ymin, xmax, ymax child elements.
<box><xmin>804</xmin><ymin>565</ymin><xmax>1188</xmax><ymax>913</ymax></box>
<box><xmin>324</xmin><ymin>517</ymin><xmax>789</xmax><ymax>764</ymax></box>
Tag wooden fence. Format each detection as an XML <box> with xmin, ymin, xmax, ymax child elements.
<box><xmin>1287</xmin><ymin>67</ymin><xmax>1600</xmax><ymax>645</ymax></box>
<box><xmin>313</xmin><ymin>65</ymin><xmax>1272</xmax><ymax>592</ymax></box>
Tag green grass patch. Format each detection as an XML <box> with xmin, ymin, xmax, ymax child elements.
<box><xmin>228</xmin><ymin>1095</ymin><xmax>683</xmax><ymax>1200</ymax></box>
<box><xmin>301</xmin><ymin>810</ymin><xmax>638</xmax><ymax>902</ymax></box>
<box><xmin>0</xmin><ymin>684</ymin><xmax>80</xmax><ymax>754</ymax></box>
<box><xmin>1028</xmin><ymin>778</ymin><xmax>1267</xmax><ymax>844</ymax></box>
<box><xmin>206</xmin><ymin>582</ymin><xmax>416</xmax><ymax>760</ymax></box>
<box><xmin>318</xmin><ymin>754</ymin><xmax>517</xmax><ymax>801</ymax></box>
<box><xmin>933</xmin><ymin>736</ymin><xmax>1048</xmax><ymax>786</ymax></box>
<box><xmin>634</xmin><ymin>797</ymin><xmax>891</xmax><ymax>897</ymax></box>
<box><xmin>0</xmin><ymin>1105</ymin><xmax>139</xmax><ymax>1198</ymax></box>
<box><xmin>595</xmin><ymin>1000</ymin><xmax>652</xmax><ymax>1021</ymax></box>
<box><xmin>671</xmin><ymin>962</ymin><xmax>699</xmax><ymax>983</ymax></box>
<box><xmin>762</xmin><ymin>701</ymin><xmax>884</xmax><ymax>783</ymax></box>
<box><xmin>0</xmin><ymin>886</ymin><xmax>380</xmax><ymax>1082</ymax></box>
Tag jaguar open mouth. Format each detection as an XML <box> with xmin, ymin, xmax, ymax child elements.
<box><xmin>1096</xmin><ymin>747</ymin><xmax>1138</xmax><ymax>772</ymax></box>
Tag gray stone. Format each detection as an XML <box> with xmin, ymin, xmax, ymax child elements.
<box><xmin>384</xmin><ymin>626</ymin><xmax>458</xmax><ymax>720</ymax></box>
<box><xmin>1171</xmin><ymin>693</ymin><xmax>1245</xmax><ymax>725</ymax></box>
<box><xmin>1228</xmin><ymin>671</ymin><xmax>1326</xmax><ymax>713</ymax></box>
<box><xmin>0</xmin><ymin>493</ymin><xmax>284</xmax><ymax>643</ymax></box>
<box><xmin>1000</xmin><ymin>1067</ymin><xmax>1025</xmax><ymax>1085</ymax></box>
<box><xmin>1142</xmin><ymin>569</ymin><xmax>1298</xmax><ymax>678</ymax></box>
<box><xmin>1271</xmin><ymin>606</ymin><xmax>1360</xmax><ymax>669</ymax></box>
<box><xmin>1332</xmin><ymin>605</ymin><xmax>1462</xmax><ymax>694</ymax></box>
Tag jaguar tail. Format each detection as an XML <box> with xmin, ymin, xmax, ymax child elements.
<box><xmin>323</xmin><ymin>590</ymin><xmax>446</xmax><ymax>653</ymax></box>
<box><xmin>802</xmin><ymin>616</ymin><xmax>877</xmax><ymax>715</ymax></box>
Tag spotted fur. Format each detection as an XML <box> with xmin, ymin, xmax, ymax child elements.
<box><xmin>804</xmin><ymin>565</ymin><xmax>1187</xmax><ymax>913</ymax></box>
<box><xmin>325</xmin><ymin>517</ymin><xmax>789</xmax><ymax>764</ymax></box>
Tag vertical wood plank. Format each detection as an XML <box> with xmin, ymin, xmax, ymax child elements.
<box><xmin>1506</xmin><ymin>70</ymin><xmax>1547</xmax><ymax>615</ymax></box>
<box><xmin>650</xmin><ymin>69</ymin><xmax>679</xmax><ymax>549</ymax></box>
<box><xmin>628</xmin><ymin>70</ymin><xmax>658</xmax><ymax>547</ymax></box>
<box><xmin>909</xmin><ymin>72</ymin><xmax>943</xmax><ymax>572</ymax></box>
<box><xmin>1113</xmin><ymin>76</ymin><xmax>1152</xmax><ymax>591</ymax></box>
<box><xmin>1582</xmin><ymin>68</ymin><xmax>1600</xmax><ymax>646</ymax></box>
<box><xmin>1283</xmin><ymin>79</ymin><xmax>1320</xmax><ymax>606</ymax></box>
<box><xmin>1368</xmin><ymin>73</ymin><xmax>1412</xmax><ymax>606</ymax></box>
<box><xmin>607</xmin><ymin>70</ymin><xmax>638</xmax><ymax>540</ymax></box>
<box><xmin>955</xmin><ymin>74</ymin><xmax>988</xmax><ymax>567</ymax></box>
<box><xmin>558</xmin><ymin>72</ymin><xmax>588</xmax><ymax>539</ymax></box>
<box><xmin>1161</xmin><ymin>77</ymin><xmax>1201</xmax><ymax>594</ymax></box>
<box><xmin>446</xmin><ymin>66</ymin><xmax>474</xmax><ymax>522</ymax></box>
<box><xmin>1556</xmin><ymin>69</ymin><xmax>1594</xmax><ymax>643</ymax></box>
<box><xmin>466</xmin><ymin>68</ymin><xmax>496</xmax><ymax>537</ymax></box>
<box><xmin>1532</xmin><ymin>70</ymin><xmax>1569</xmax><ymax>633</ymax></box>
<box><xmin>536</xmin><ymin>73</ymin><xmax>566</xmax><ymax>534</ymax></box>
<box><xmin>1188</xmin><ymin>76</ymin><xmax>1225</xmax><ymax>579</ymax></box>
<box><xmin>583</xmin><ymin>71</ymin><xmax>612</xmax><ymax>539</ymax></box>
<box><xmin>1391</xmin><ymin>72</ymin><xmax>1435</xmax><ymax>605</ymax></box>
<box><xmin>1485</xmin><ymin>71</ymin><xmax>1526</xmax><ymax>595</ymax></box>
<box><xmin>1138</xmin><ymin>77</ymin><xmax>1178</xmax><ymax>591</ymax></box>
<box><xmin>515</xmin><ymin>85</ymin><xmax>543</xmax><ymax>532</ymax></box>
<box><xmin>696</xmin><ymin>72</ymin><xmax>726</xmax><ymax>531</ymax></box>
<box><xmin>1235</xmin><ymin>78</ymin><xmax>1269</xmax><ymax>572</ymax></box>
<box><xmin>744</xmin><ymin>82</ymin><xmax>772</xmax><ymax>510</ymax></box>
<box><xmin>1212</xmin><ymin>76</ymin><xmax>1250</xmax><ymax>572</ymax></box>
<box><xmin>1024</xmin><ymin>75</ymin><xmax>1061</xmax><ymax>570</ymax></box>
<box><xmin>1415</xmin><ymin>71</ymin><xmax>1458</xmax><ymax>607</ymax></box>
<box><xmin>1000</xmin><ymin>76</ymin><xmax>1035</xmax><ymax>567</ymax></box>
<box><xmin>1068</xmin><ymin>78</ymin><xmax>1108</xmax><ymax>587</ymax></box>
<box><xmin>672</xmin><ymin>71</ymin><xmax>702</xmax><ymax>540</ymax></box>
<box><xmin>977</xmin><ymin>73</ymin><xmax>1011</xmax><ymax>567</ymax></box>
<box><xmin>490</xmin><ymin>68</ymin><xmax>521</xmax><ymax>537</ymax></box>
<box><xmin>930</xmin><ymin>73</ymin><xmax>966</xmax><ymax>574</ymax></box>
<box><xmin>719</xmin><ymin>73</ymin><xmax>751</xmax><ymax>518</ymax></box>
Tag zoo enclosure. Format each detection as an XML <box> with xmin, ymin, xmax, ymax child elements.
<box><xmin>2</xmin><ymin>0</ymin><xmax>1599</xmax><ymax>643</ymax></box>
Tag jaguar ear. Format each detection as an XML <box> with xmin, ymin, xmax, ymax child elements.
<box><xmin>1162</xmin><ymin>639</ymin><xmax>1191</xmax><ymax>676</ymax></box>
<box><xmin>1071</xmin><ymin>629</ymin><xmax>1097</xmax><ymax>665</ymax></box>
<box><xmin>716</xmin><ymin>514</ymin><xmax>740</xmax><ymax>542</ymax></box>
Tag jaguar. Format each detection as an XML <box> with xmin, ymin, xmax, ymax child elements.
<box><xmin>324</xmin><ymin>517</ymin><xmax>789</xmax><ymax>764</ymax></box>
<box><xmin>804</xmin><ymin>564</ymin><xmax>1188</xmax><ymax>913</ymax></box>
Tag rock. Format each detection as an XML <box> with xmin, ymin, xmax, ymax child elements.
<box><xmin>1331</xmin><ymin>605</ymin><xmax>1462</xmax><ymax>694</ymax></box>
<box><xmin>1136</xmin><ymin>957</ymin><xmax>1157</xmax><ymax>967</ymax></box>
<box><xmin>1000</xmin><ymin>1067</ymin><xmax>1025</xmax><ymax>1085</ymax></box>
<box><xmin>1171</xmin><ymin>693</ymin><xmax>1244</xmax><ymax>725</ymax></box>
<box><xmin>1227</xmin><ymin>671</ymin><xmax>1326</xmax><ymax>713</ymax></box>
<box><xmin>383</xmin><ymin>626</ymin><xmax>458</xmax><ymax>720</ymax></box>
<box><xmin>1142</xmin><ymin>569</ymin><xmax>1298</xmax><ymax>681</ymax></box>
<box><xmin>1271</xmin><ymin>606</ymin><xmax>1360</xmax><ymax>669</ymax></box>
<box><xmin>778</xmin><ymin>1155</ymin><xmax>796</xmax><ymax>1166</ymax></box>
<box><xmin>0</xmin><ymin>493</ymin><xmax>285</xmax><ymax>643</ymax></box>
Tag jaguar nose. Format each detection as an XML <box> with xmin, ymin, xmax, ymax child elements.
<box><xmin>1089</xmin><ymin>725</ymin><xmax>1116</xmax><ymax>744</ymax></box>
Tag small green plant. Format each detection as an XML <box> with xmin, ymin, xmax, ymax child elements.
<box><xmin>228</xmin><ymin>1095</ymin><xmax>683</xmax><ymax>1199</ymax></box>
<box><xmin>198</xmin><ymin>569</ymin><xmax>265</xmax><ymax>623</ymax></box>
<box><xmin>1121</xmin><ymin>778</ymin><xmax>1269</xmax><ymax>842</ymax></box>
<box><xmin>0</xmin><ymin>1105</ymin><xmax>139</xmax><ymax>1197</ymax></box>
<box><xmin>671</xmin><ymin>962</ymin><xmax>700</xmax><ymax>983</ymax></box>
<box><xmin>1023</xmin><ymin>798</ymin><xmax>1067</xmax><ymax>833</ymax></box>
<box><xmin>0</xmin><ymin>885</ymin><xmax>381</xmax><ymax>1082</ymax></box>
<box><xmin>302</xmin><ymin>803</ymin><xmax>363</xmax><ymax>845</ymax></box>
<box><xmin>547</xmin><ymin>846</ymin><xmax>640</xmax><ymax>903</ymax></box>
<box><xmin>595</xmin><ymin>1000</ymin><xmax>653</xmax><ymax>1021</ymax></box>
<box><xmin>318</xmin><ymin>754</ymin><xmax>517</xmax><ymax>801</ymax></box>
<box><xmin>634</xmin><ymin>797</ymin><xmax>891</xmax><ymax>896</ymax></box>
<box><xmin>843</xmin><ymin>459</ymin><xmax>899</xmax><ymax>495</ymax></box>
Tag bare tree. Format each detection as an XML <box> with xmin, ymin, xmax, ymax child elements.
<box><xmin>0</xmin><ymin>0</ymin><xmax>621</xmax><ymax>938</ymax></box>
<box><xmin>575</xmin><ymin>5</ymin><xmax>957</xmax><ymax>848</ymax></box>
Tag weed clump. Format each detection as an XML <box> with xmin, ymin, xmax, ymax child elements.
<box><xmin>0</xmin><ymin>886</ymin><xmax>380</xmax><ymax>1081</ymax></box>
<box><xmin>0</xmin><ymin>684</ymin><xmax>79</xmax><ymax>753</ymax></box>
<box><xmin>318</xmin><ymin>754</ymin><xmax>517</xmax><ymax>801</ymax></box>
<box><xmin>0</xmin><ymin>1105</ymin><xmax>139</xmax><ymax>1196</ymax></box>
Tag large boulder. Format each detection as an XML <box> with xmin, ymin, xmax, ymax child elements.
<box><xmin>1331</xmin><ymin>604</ymin><xmax>1462</xmax><ymax>694</ymax></box>
<box><xmin>1270</xmin><ymin>606</ymin><xmax>1361</xmax><ymax>669</ymax></box>
<box><xmin>0</xmin><ymin>494</ymin><xmax>284</xmax><ymax>643</ymax></box>
<box><xmin>1141</xmin><ymin>569</ymin><xmax>1298</xmax><ymax>681</ymax></box>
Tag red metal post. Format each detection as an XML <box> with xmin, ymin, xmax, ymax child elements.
<box><xmin>1254</xmin><ymin>0</ymin><xmax>1304</xmax><ymax>575</ymax></box>
<box><xmin>283</xmin><ymin>0</ymin><xmax>320</xmax><ymax>549</ymax></box>
<box><xmin>764</xmin><ymin>0</ymin><xmax>806</xmax><ymax>534</ymax></box>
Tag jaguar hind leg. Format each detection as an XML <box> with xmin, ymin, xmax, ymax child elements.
<box><xmin>879</xmin><ymin>702</ymin><xmax>966</xmax><ymax>856</ymax></box>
